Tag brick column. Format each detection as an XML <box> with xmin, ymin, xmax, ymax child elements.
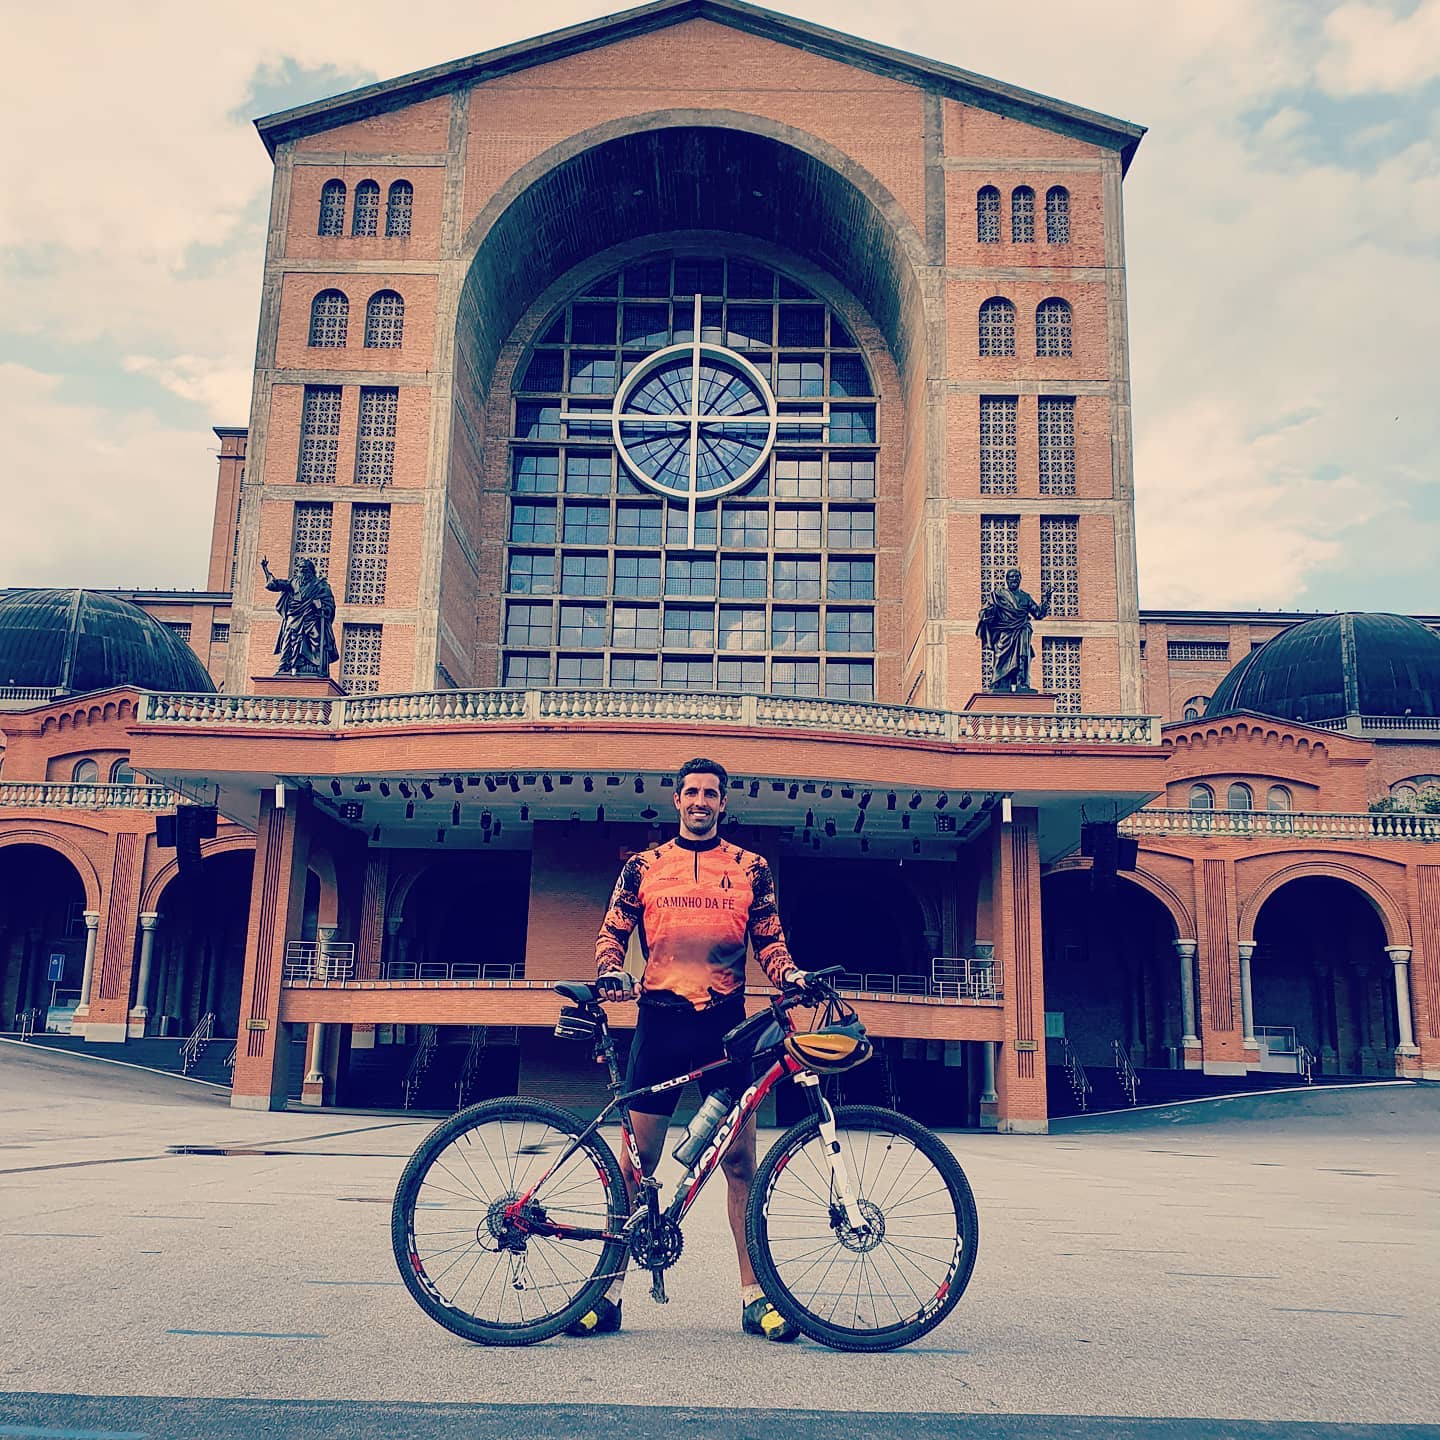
<box><xmin>231</xmin><ymin>790</ymin><xmax>312</xmax><ymax>1111</ymax></box>
<box><xmin>128</xmin><ymin>912</ymin><xmax>161</xmax><ymax>1038</ymax></box>
<box><xmin>992</xmin><ymin>807</ymin><xmax>1047</xmax><ymax>1134</ymax></box>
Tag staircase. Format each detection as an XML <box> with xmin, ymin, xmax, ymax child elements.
<box><xmin>17</xmin><ymin>1032</ymin><xmax>236</xmax><ymax>1087</ymax></box>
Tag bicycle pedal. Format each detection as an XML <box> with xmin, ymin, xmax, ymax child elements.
<box><xmin>649</xmin><ymin>1272</ymin><xmax>669</xmax><ymax>1304</ymax></box>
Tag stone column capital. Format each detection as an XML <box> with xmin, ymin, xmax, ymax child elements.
<box><xmin>316</xmin><ymin>924</ymin><xmax>339</xmax><ymax>944</ymax></box>
<box><xmin>138</xmin><ymin>912</ymin><xmax>161</xmax><ymax>932</ymax></box>
<box><xmin>386</xmin><ymin>916</ymin><xmax>404</xmax><ymax>936</ymax></box>
<box><xmin>82</xmin><ymin>911</ymin><xmax>101</xmax><ymax>930</ymax></box>
<box><xmin>1237</xmin><ymin>940</ymin><xmax>1256</xmax><ymax>960</ymax></box>
<box><xmin>1384</xmin><ymin>945</ymin><xmax>1413</xmax><ymax>964</ymax></box>
<box><xmin>1172</xmin><ymin>938</ymin><xmax>1197</xmax><ymax>958</ymax></box>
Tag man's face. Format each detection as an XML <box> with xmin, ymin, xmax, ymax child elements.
<box><xmin>1005</xmin><ymin>568</ymin><xmax>1021</xmax><ymax>590</ymax></box>
<box><xmin>673</xmin><ymin>771</ymin><xmax>726</xmax><ymax>839</ymax></box>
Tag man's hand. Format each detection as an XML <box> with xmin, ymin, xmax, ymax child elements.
<box><xmin>783</xmin><ymin>967</ymin><xmax>819</xmax><ymax>994</ymax></box>
<box><xmin>596</xmin><ymin>971</ymin><xmax>637</xmax><ymax>1002</ymax></box>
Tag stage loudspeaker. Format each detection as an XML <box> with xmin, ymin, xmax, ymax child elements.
<box><xmin>174</xmin><ymin>806</ymin><xmax>217</xmax><ymax>873</ymax></box>
<box><xmin>154</xmin><ymin>813</ymin><xmax>177</xmax><ymax>849</ymax></box>
<box><xmin>1117</xmin><ymin>836</ymin><xmax>1140</xmax><ymax>871</ymax></box>
<box><xmin>1082</xmin><ymin>821</ymin><xmax>1119</xmax><ymax>892</ymax></box>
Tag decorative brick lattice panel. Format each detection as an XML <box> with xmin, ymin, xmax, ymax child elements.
<box><xmin>291</xmin><ymin>502</ymin><xmax>333</xmax><ymax>578</ymax></box>
<box><xmin>386</xmin><ymin>181</ymin><xmax>412</xmax><ymax>238</ymax></box>
<box><xmin>1040</xmin><ymin>516</ymin><xmax>1079</xmax><ymax>618</ymax></box>
<box><xmin>341</xmin><ymin>624</ymin><xmax>383</xmax><ymax>693</ymax></box>
<box><xmin>1042</xmin><ymin>636</ymin><xmax>1082</xmax><ymax>713</ymax></box>
<box><xmin>364</xmin><ymin>291</ymin><xmax>404</xmax><ymax>348</ymax></box>
<box><xmin>979</xmin><ymin>298</ymin><xmax>1015</xmax><ymax>357</ymax></box>
<box><xmin>308</xmin><ymin>290</ymin><xmax>348</xmax><ymax>348</ymax></box>
<box><xmin>352</xmin><ymin>181</ymin><xmax>379</xmax><ymax>237</ymax></box>
<box><xmin>980</xmin><ymin>397</ymin><xmax>1017</xmax><ymax>495</ymax></box>
<box><xmin>318</xmin><ymin>180</ymin><xmax>345</xmax><ymax>237</ymax></box>
<box><xmin>1168</xmin><ymin>641</ymin><xmax>1230</xmax><ymax>662</ymax></box>
<box><xmin>298</xmin><ymin>386</ymin><xmax>341</xmax><ymax>485</ymax></box>
<box><xmin>1046</xmin><ymin>186</ymin><xmax>1071</xmax><ymax>245</ymax></box>
<box><xmin>355</xmin><ymin>388</ymin><xmax>397</xmax><ymax>486</ymax></box>
<box><xmin>1011</xmin><ymin>186</ymin><xmax>1034</xmax><ymax>244</ymax></box>
<box><xmin>345</xmin><ymin>504</ymin><xmax>390</xmax><ymax>605</ymax></box>
<box><xmin>976</xmin><ymin>186</ymin><xmax>1000</xmax><ymax>244</ymax></box>
<box><xmin>1036</xmin><ymin>299</ymin><xmax>1072</xmax><ymax>358</ymax></box>
<box><xmin>1038</xmin><ymin>397</ymin><xmax>1076</xmax><ymax>496</ymax></box>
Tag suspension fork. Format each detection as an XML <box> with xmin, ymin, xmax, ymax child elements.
<box><xmin>795</xmin><ymin>1072</ymin><xmax>869</xmax><ymax>1232</ymax></box>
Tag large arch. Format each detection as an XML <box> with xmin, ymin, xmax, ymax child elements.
<box><xmin>1239</xmin><ymin>860</ymin><xmax>1409</xmax><ymax>948</ymax></box>
<box><xmin>0</xmin><ymin>829</ymin><xmax>102</xmax><ymax>910</ymax></box>
<box><xmin>456</xmin><ymin>111</ymin><xmax>930</xmax><ymax>393</ymax></box>
<box><xmin>140</xmin><ymin>834</ymin><xmax>255</xmax><ymax>914</ymax></box>
<box><xmin>0</xmin><ymin>841</ymin><xmax>92</xmax><ymax>1027</ymax></box>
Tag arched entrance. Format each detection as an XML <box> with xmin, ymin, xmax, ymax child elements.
<box><xmin>1041</xmin><ymin>869</ymin><xmax>1182</xmax><ymax>1070</ymax></box>
<box><xmin>144</xmin><ymin>851</ymin><xmax>253</xmax><ymax>1040</ymax></box>
<box><xmin>389</xmin><ymin>851</ymin><xmax>531</xmax><ymax>976</ymax></box>
<box><xmin>0</xmin><ymin>844</ymin><xmax>89</xmax><ymax>1030</ymax></box>
<box><xmin>1251</xmin><ymin>877</ymin><xmax>1397</xmax><ymax>1076</ymax></box>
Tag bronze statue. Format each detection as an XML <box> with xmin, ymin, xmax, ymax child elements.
<box><xmin>261</xmin><ymin>555</ymin><xmax>338</xmax><ymax>677</ymax></box>
<box><xmin>977</xmin><ymin>567</ymin><xmax>1052</xmax><ymax>693</ymax></box>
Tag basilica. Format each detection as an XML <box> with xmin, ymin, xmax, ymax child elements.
<box><xmin>2</xmin><ymin>0</ymin><xmax>1437</xmax><ymax>1130</ymax></box>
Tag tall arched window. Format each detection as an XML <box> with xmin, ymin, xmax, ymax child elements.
<box><xmin>386</xmin><ymin>181</ymin><xmax>413</xmax><ymax>238</ymax></box>
<box><xmin>352</xmin><ymin>180</ymin><xmax>380</xmax><ymax>237</ymax></box>
<box><xmin>976</xmin><ymin>186</ymin><xmax>1000</xmax><ymax>244</ymax></box>
<box><xmin>1046</xmin><ymin>186</ymin><xmax>1070</xmax><ymax>244</ymax></box>
<box><xmin>71</xmin><ymin>758</ymin><xmax>98</xmax><ymax>784</ymax></box>
<box><xmin>318</xmin><ymin>179</ymin><xmax>346</xmax><ymax>237</ymax></box>
<box><xmin>978</xmin><ymin>297</ymin><xmax>1015</xmax><ymax>357</ymax></box>
<box><xmin>364</xmin><ymin>290</ymin><xmax>404</xmax><ymax>348</ymax></box>
<box><xmin>308</xmin><ymin>289</ymin><xmax>349</xmax><ymax>348</ymax></box>
<box><xmin>1036</xmin><ymin>298</ymin><xmax>1072</xmax><ymax>357</ymax></box>
<box><xmin>1188</xmin><ymin>783</ymin><xmax>1214</xmax><ymax>810</ymax></box>
<box><xmin>1227</xmin><ymin>782</ymin><xmax>1253</xmax><ymax>811</ymax></box>
<box><xmin>1011</xmin><ymin>186</ymin><xmax>1035</xmax><ymax>243</ymax></box>
<box><xmin>1267</xmin><ymin>785</ymin><xmax>1292</xmax><ymax>812</ymax></box>
<box><xmin>110</xmin><ymin>759</ymin><xmax>136</xmax><ymax>785</ymax></box>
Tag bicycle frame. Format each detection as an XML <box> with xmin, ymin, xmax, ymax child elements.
<box><xmin>508</xmin><ymin>999</ymin><xmax>867</xmax><ymax>1245</ymax></box>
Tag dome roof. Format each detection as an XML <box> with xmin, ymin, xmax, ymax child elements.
<box><xmin>0</xmin><ymin>589</ymin><xmax>216</xmax><ymax>697</ymax></box>
<box><xmin>1204</xmin><ymin>612</ymin><xmax>1440</xmax><ymax>726</ymax></box>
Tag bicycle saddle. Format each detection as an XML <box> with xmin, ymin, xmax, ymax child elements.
<box><xmin>554</xmin><ymin>980</ymin><xmax>600</xmax><ymax>1005</ymax></box>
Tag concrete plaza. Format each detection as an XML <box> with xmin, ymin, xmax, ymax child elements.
<box><xmin>1</xmin><ymin>1042</ymin><xmax>1438</xmax><ymax>1438</ymax></box>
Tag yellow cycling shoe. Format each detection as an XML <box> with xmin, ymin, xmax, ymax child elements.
<box><xmin>565</xmin><ymin>1296</ymin><xmax>622</xmax><ymax>1336</ymax></box>
<box><xmin>741</xmin><ymin>1296</ymin><xmax>798</xmax><ymax>1342</ymax></box>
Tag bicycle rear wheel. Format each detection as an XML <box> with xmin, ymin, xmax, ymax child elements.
<box><xmin>392</xmin><ymin>1097</ymin><xmax>627</xmax><ymax>1346</ymax></box>
<box><xmin>746</xmin><ymin>1102</ymin><xmax>979</xmax><ymax>1351</ymax></box>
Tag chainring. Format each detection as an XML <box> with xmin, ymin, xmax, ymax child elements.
<box><xmin>625</xmin><ymin>1211</ymin><xmax>684</xmax><ymax>1271</ymax></box>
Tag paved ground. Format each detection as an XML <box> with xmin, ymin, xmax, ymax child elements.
<box><xmin>2</xmin><ymin>1041</ymin><xmax>1438</xmax><ymax>1439</ymax></box>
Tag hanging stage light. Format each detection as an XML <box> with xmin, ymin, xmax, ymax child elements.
<box><xmin>596</xmin><ymin>806</ymin><xmax>605</xmax><ymax>823</ymax></box>
<box><xmin>452</xmin><ymin>803</ymin><xmax>461</xmax><ymax>827</ymax></box>
<box><xmin>748</xmin><ymin>779</ymin><xmax>759</xmax><ymax>798</ymax></box>
<box><xmin>640</xmin><ymin>806</ymin><xmax>658</xmax><ymax>821</ymax></box>
<box><xmin>802</xmin><ymin>782</ymin><xmax>816</xmax><ymax>794</ymax></box>
<box><xmin>480</xmin><ymin>810</ymin><xmax>492</xmax><ymax>830</ymax></box>
<box><xmin>399</xmin><ymin>781</ymin><xmax>412</xmax><ymax>800</ymax></box>
<box><xmin>330</xmin><ymin>779</ymin><xmax>342</xmax><ymax>797</ymax></box>
<box><xmin>436</xmin><ymin>828</ymin><xmax>446</xmax><ymax>843</ymax></box>
<box><xmin>520</xmin><ymin>804</ymin><xmax>530</xmax><ymax>821</ymax></box>
<box><xmin>887</xmin><ymin>792</ymin><xmax>897</xmax><ymax>810</ymax></box>
<box><xmin>860</xmin><ymin>838</ymin><xmax>869</xmax><ymax>853</ymax></box>
<box><xmin>824</xmin><ymin>818</ymin><xmax>837</xmax><ymax>838</ymax></box>
<box><xmin>560</xmin><ymin>774</ymin><xmax>574</xmax><ymax>786</ymax></box>
<box><xmin>936</xmin><ymin>793</ymin><xmax>949</xmax><ymax>809</ymax></box>
<box><xmin>378</xmin><ymin>781</ymin><xmax>391</xmax><ymax>798</ymax></box>
<box><xmin>853</xmin><ymin>813</ymin><xmax>865</xmax><ymax>833</ymax></box>
<box><xmin>841</xmin><ymin>786</ymin><xmax>855</xmax><ymax>800</ymax></box>
<box><xmin>371</xmin><ymin>825</ymin><xmax>381</xmax><ymax>842</ymax></box>
<box><xmin>821</xmin><ymin>784</ymin><xmax>833</xmax><ymax>799</ymax></box>
<box><xmin>909</xmin><ymin>792</ymin><xmax>922</xmax><ymax>809</ymax></box>
<box><xmin>960</xmin><ymin>793</ymin><xmax>973</xmax><ymax>809</ymax></box>
<box><xmin>485</xmin><ymin>776</ymin><xmax>497</xmax><ymax>793</ymax></box>
<box><xmin>913</xmin><ymin>838</ymin><xmax>921</xmax><ymax>854</ymax></box>
<box><xmin>492</xmin><ymin>821</ymin><xmax>503</xmax><ymax>837</ymax></box>
<box><xmin>902</xmin><ymin>813</ymin><xmax>911</xmax><ymax>830</ymax></box>
<box><xmin>606</xmin><ymin>774</ymin><xmax>621</xmax><ymax>787</ymax></box>
<box><xmin>509</xmin><ymin>776</ymin><xmax>520</xmax><ymax>793</ymax></box>
<box><xmin>405</xmin><ymin>801</ymin><xmax>415</xmax><ymax>820</ymax></box>
<box><xmin>788</xmin><ymin>783</ymin><xmax>799</xmax><ymax>800</ymax></box>
<box><xmin>421</xmin><ymin>782</ymin><xmax>435</xmax><ymax>801</ymax></box>
<box><xmin>634</xmin><ymin>776</ymin><xmax>644</xmax><ymax>793</ymax></box>
<box><xmin>804</xmin><ymin>809</ymin><xmax>815</xmax><ymax>828</ymax></box>
<box><xmin>543</xmin><ymin>775</ymin><xmax>554</xmax><ymax>792</ymax></box>
<box><xmin>858</xmin><ymin>791</ymin><xmax>872</xmax><ymax>810</ymax></box>
<box><xmin>354</xmin><ymin>780</ymin><xmax>371</xmax><ymax>793</ymax></box>
<box><xmin>584</xmin><ymin>776</ymin><xmax>594</xmax><ymax>792</ymax></box>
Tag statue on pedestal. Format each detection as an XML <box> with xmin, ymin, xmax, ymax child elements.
<box><xmin>977</xmin><ymin>567</ymin><xmax>1052</xmax><ymax>693</ymax></box>
<box><xmin>261</xmin><ymin>555</ymin><xmax>338</xmax><ymax>678</ymax></box>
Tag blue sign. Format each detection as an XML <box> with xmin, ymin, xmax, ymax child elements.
<box><xmin>47</xmin><ymin>953</ymin><xmax>66</xmax><ymax>983</ymax></box>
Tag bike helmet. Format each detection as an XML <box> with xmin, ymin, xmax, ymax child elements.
<box><xmin>783</xmin><ymin>1020</ymin><xmax>873</xmax><ymax>1073</ymax></box>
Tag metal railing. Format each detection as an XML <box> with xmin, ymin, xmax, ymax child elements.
<box><xmin>378</xmin><ymin>960</ymin><xmax>524</xmax><ymax>982</ymax></box>
<box><xmin>1114</xmin><ymin>1039</ymin><xmax>1140</xmax><ymax>1106</ymax></box>
<box><xmin>138</xmin><ymin>687</ymin><xmax>1161</xmax><ymax>748</ymax></box>
<box><xmin>224</xmin><ymin>1045</ymin><xmax>237</xmax><ymax>1076</ymax></box>
<box><xmin>402</xmin><ymin>1025</ymin><xmax>438</xmax><ymax>1109</ymax></box>
<box><xmin>930</xmin><ymin>957</ymin><xmax>1004</xmax><ymax>1001</ymax></box>
<box><xmin>180</xmin><ymin>1013</ymin><xmax>215</xmax><ymax>1074</ymax></box>
<box><xmin>0</xmin><ymin>782</ymin><xmax>179</xmax><ymax>812</ymax></box>
<box><xmin>1057</xmin><ymin>1036</ymin><xmax>1092</xmax><ymax>1112</ymax></box>
<box><xmin>455</xmin><ymin>1027</ymin><xmax>487</xmax><ymax>1109</ymax></box>
<box><xmin>282</xmin><ymin>941</ymin><xmax>357</xmax><ymax>983</ymax></box>
<box><xmin>15</xmin><ymin>1007</ymin><xmax>42</xmax><ymax>1041</ymax></box>
<box><xmin>1122</xmin><ymin>808</ymin><xmax>1440</xmax><ymax>842</ymax></box>
<box><xmin>1297</xmin><ymin>1043</ymin><xmax>1315</xmax><ymax>1084</ymax></box>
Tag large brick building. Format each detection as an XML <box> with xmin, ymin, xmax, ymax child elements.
<box><xmin>3</xmin><ymin>0</ymin><xmax>1437</xmax><ymax>1129</ymax></box>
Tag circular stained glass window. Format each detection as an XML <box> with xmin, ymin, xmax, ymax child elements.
<box><xmin>612</xmin><ymin>341</ymin><xmax>777</xmax><ymax>501</ymax></box>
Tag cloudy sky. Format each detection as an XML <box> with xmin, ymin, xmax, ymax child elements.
<box><xmin>3</xmin><ymin>0</ymin><xmax>1437</xmax><ymax>611</ymax></box>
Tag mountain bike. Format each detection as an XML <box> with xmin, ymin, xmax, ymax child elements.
<box><xmin>391</xmin><ymin>967</ymin><xmax>979</xmax><ymax>1351</ymax></box>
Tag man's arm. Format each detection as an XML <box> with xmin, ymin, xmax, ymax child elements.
<box><xmin>745</xmin><ymin>855</ymin><xmax>795</xmax><ymax>988</ymax></box>
<box><xmin>595</xmin><ymin>854</ymin><xmax>645</xmax><ymax>976</ymax></box>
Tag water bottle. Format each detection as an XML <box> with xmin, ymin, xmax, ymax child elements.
<box><xmin>671</xmin><ymin>1089</ymin><xmax>734</xmax><ymax>1168</ymax></box>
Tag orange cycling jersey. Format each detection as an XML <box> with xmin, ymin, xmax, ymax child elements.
<box><xmin>595</xmin><ymin>834</ymin><xmax>793</xmax><ymax>1010</ymax></box>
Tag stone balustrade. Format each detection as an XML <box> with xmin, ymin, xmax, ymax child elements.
<box><xmin>1121</xmin><ymin>807</ymin><xmax>1440</xmax><ymax>842</ymax></box>
<box><xmin>139</xmin><ymin>688</ymin><xmax>1161</xmax><ymax>747</ymax></box>
<box><xmin>0</xmin><ymin>782</ymin><xmax>178</xmax><ymax>811</ymax></box>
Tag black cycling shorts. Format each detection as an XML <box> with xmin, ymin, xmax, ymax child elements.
<box><xmin>624</xmin><ymin>992</ymin><xmax>747</xmax><ymax>1118</ymax></box>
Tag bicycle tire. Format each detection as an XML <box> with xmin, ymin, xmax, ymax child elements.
<box><xmin>746</xmin><ymin>1102</ymin><xmax>979</xmax><ymax>1352</ymax></box>
<box><xmin>392</xmin><ymin>1097</ymin><xmax>628</xmax><ymax>1347</ymax></box>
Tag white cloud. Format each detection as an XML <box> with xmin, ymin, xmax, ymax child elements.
<box><xmin>1317</xmin><ymin>0</ymin><xmax>1440</xmax><ymax>95</ymax></box>
<box><xmin>122</xmin><ymin>354</ymin><xmax>252</xmax><ymax>419</ymax></box>
<box><xmin>0</xmin><ymin>365</ymin><xmax>213</xmax><ymax>589</ymax></box>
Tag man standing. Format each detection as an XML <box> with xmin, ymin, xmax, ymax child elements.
<box><xmin>570</xmin><ymin>756</ymin><xmax>806</xmax><ymax>1341</ymax></box>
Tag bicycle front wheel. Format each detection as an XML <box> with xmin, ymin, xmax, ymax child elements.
<box><xmin>746</xmin><ymin>1102</ymin><xmax>979</xmax><ymax>1351</ymax></box>
<box><xmin>392</xmin><ymin>1097</ymin><xmax>627</xmax><ymax>1346</ymax></box>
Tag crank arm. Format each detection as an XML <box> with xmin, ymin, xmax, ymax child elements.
<box><xmin>649</xmin><ymin>1269</ymin><xmax>668</xmax><ymax>1304</ymax></box>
